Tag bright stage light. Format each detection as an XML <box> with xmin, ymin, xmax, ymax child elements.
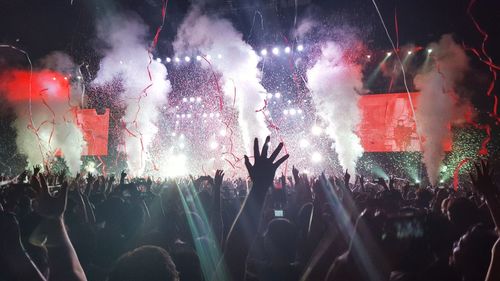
<box><xmin>366</xmin><ymin>55</ymin><xmax>371</xmax><ymax>59</ymax></box>
<box><xmin>299</xmin><ymin>139</ymin><xmax>310</xmax><ymax>148</ymax></box>
<box><xmin>182</xmin><ymin>97</ymin><xmax>188</xmax><ymax>102</ymax></box>
<box><xmin>202</xmin><ymin>113</ymin><xmax>208</xmax><ymax>118</ymax></box>
<box><xmin>189</xmin><ymin>97</ymin><xmax>195</xmax><ymax>102</ymax></box>
<box><xmin>407</xmin><ymin>51</ymin><xmax>412</xmax><ymax>55</ymax></box>
<box><xmin>260</xmin><ymin>49</ymin><xmax>268</xmax><ymax>56</ymax></box>
<box><xmin>209</xmin><ymin>141</ymin><xmax>218</xmax><ymax>150</ymax></box>
<box><xmin>266</xmin><ymin>93</ymin><xmax>273</xmax><ymax>99</ymax></box>
<box><xmin>166</xmin><ymin>57</ymin><xmax>171</xmax><ymax>63</ymax></box>
<box><xmin>439</xmin><ymin>179</ymin><xmax>444</xmax><ymax>184</ymax></box>
<box><xmin>209</xmin><ymin>113</ymin><xmax>214</xmax><ymax>118</ymax></box>
<box><xmin>311</xmin><ymin>125</ymin><xmax>322</xmax><ymax>135</ymax></box>
<box><xmin>196</xmin><ymin>97</ymin><xmax>202</xmax><ymax>103</ymax></box>
<box><xmin>217</xmin><ymin>54</ymin><xmax>222</xmax><ymax>59</ymax></box>
<box><xmin>160</xmin><ymin>154</ymin><xmax>187</xmax><ymax>178</ymax></box>
<box><xmin>175</xmin><ymin>57</ymin><xmax>180</xmax><ymax>62</ymax></box>
<box><xmin>284</xmin><ymin>47</ymin><xmax>291</xmax><ymax>54</ymax></box>
<box><xmin>186</xmin><ymin>113</ymin><xmax>192</xmax><ymax>118</ymax></box>
<box><xmin>84</xmin><ymin>161</ymin><xmax>97</xmax><ymax>174</ymax></box>
<box><xmin>297</xmin><ymin>109</ymin><xmax>303</xmax><ymax>114</ymax></box>
<box><xmin>155</xmin><ymin>58</ymin><xmax>162</xmax><ymax>63</ymax></box>
<box><xmin>283</xmin><ymin>109</ymin><xmax>289</xmax><ymax>115</ymax></box>
<box><xmin>181</xmin><ymin>114</ymin><xmax>186</xmax><ymax>118</ymax></box>
<box><xmin>311</xmin><ymin>152</ymin><xmax>322</xmax><ymax>163</ymax></box>
<box><xmin>206</xmin><ymin>54</ymin><xmax>212</xmax><ymax>60</ymax></box>
<box><xmin>386</xmin><ymin>52</ymin><xmax>392</xmax><ymax>57</ymax></box>
<box><xmin>184</xmin><ymin>56</ymin><xmax>191</xmax><ymax>62</ymax></box>
<box><xmin>179</xmin><ymin>143</ymin><xmax>185</xmax><ymax>149</ymax></box>
<box><xmin>427</xmin><ymin>49</ymin><xmax>433</xmax><ymax>54</ymax></box>
<box><xmin>289</xmin><ymin>109</ymin><xmax>297</xmax><ymax>115</ymax></box>
<box><xmin>275</xmin><ymin>92</ymin><xmax>281</xmax><ymax>98</ymax></box>
<box><xmin>196</xmin><ymin>55</ymin><xmax>202</xmax><ymax>61</ymax></box>
<box><xmin>272</xmin><ymin>47</ymin><xmax>279</xmax><ymax>55</ymax></box>
<box><xmin>297</xmin><ymin>44</ymin><xmax>304</xmax><ymax>51</ymax></box>
<box><xmin>219</xmin><ymin>129</ymin><xmax>227</xmax><ymax>136</ymax></box>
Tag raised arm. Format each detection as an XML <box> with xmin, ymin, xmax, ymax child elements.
<box><xmin>34</xmin><ymin>175</ymin><xmax>87</xmax><ymax>281</ymax></box>
<box><xmin>211</xmin><ymin>169</ymin><xmax>225</xmax><ymax>246</ymax></box>
<box><xmin>0</xmin><ymin>204</ymin><xmax>46</xmax><ymax>281</ymax></box>
<box><xmin>217</xmin><ymin>136</ymin><xmax>289</xmax><ymax>280</ymax></box>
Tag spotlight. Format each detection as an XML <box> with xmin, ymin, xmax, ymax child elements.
<box><xmin>415</xmin><ymin>179</ymin><xmax>420</xmax><ymax>184</ymax></box>
<box><xmin>297</xmin><ymin>44</ymin><xmax>304</xmax><ymax>51</ymax></box>
<box><xmin>175</xmin><ymin>57</ymin><xmax>180</xmax><ymax>62</ymax></box>
<box><xmin>206</xmin><ymin>54</ymin><xmax>212</xmax><ymax>60</ymax></box>
<box><xmin>156</xmin><ymin>58</ymin><xmax>162</xmax><ymax>63</ymax></box>
<box><xmin>184</xmin><ymin>56</ymin><xmax>191</xmax><ymax>62</ymax></box>
<box><xmin>196</xmin><ymin>55</ymin><xmax>202</xmax><ymax>61</ymax></box>
<box><xmin>202</xmin><ymin>113</ymin><xmax>208</xmax><ymax>118</ymax></box>
<box><xmin>311</xmin><ymin>125</ymin><xmax>322</xmax><ymax>135</ymax></box>
<box><xmin>189</xmin><ymin>97</ymin><xmax>195</xmax><ymax>102</ymax></box>
<box><xmin>266</xmin><ymin>93</ymin><xmax>273</xmax><ymax>99</ymax></box>
<box><xmin>311</xmin><ymin>152</ymin><xmax>322</xmax><ymax>163</ymax></box>
<box><xmin>439</xmin><ymin>179</ymin><xmax>444</xmax><ymax>184</ymax></box>
<box><xmin>76</xmin><ymin>76</ymin><xmax>82</xmax><ymax>80</ymax></box>
<box><xmin>166</xmin><ymin>57</ymin><xmax>172</xmax><ymax>63</ymax></box>
<box><xmin>219</xmin><ymin>129</ymin><xmax>227</xmax><ymax>136</ymax></box>
<box><xmin>272</xmin><ymin>47</ymin><xmax>279</xmax><ymax>55</ymax></box>
<box><xmin>274</xmin><ymin>92</ymin><xmax>281</xmax><ymax>98</ymax></box>
<box><xmin>297</xmin><ymin>109</ymin><xmax>303</xmax><ymax>114</ymax></box>
<box><xmin>182</xmin><ymin>97</ymin><xmax>188</xmax><ymax>102</ymax></box>
<box><xmin>181</xmin><ymin>114</ymin><xmax>186</xmax><ymax>118</ymax></box>
<box><xmin>299</xmin><ymin>139</ymin><xmax>310</xmax><ymax>148</ymax></box>
<box><xmin>283</xmin><ymin>110</ymin><xmax>289</xmax><ymax>115</ymax></box>
<box><xmin>217</xmin><ymin>54</ymin><xmax>222</xmax><ymax>59</ymax></box>
<box><xmin>366</xmin><ymin>55</ymin><xmax>371</xmax><ymax>59</ymax></box>
<box><xmin>186</xmin><ymin>113</ymin><xmax>192</xmax><ymax>118</ymax></box>
<box><xmin>427</xmin><ymin>49</ymin><xmax>433</xmax><ymax>54</ymax></box>
<box><xmin>209</xmin><ymin>141</ymin><xmax>218</xmax><ymax>150</ymax></box>
<box><xmin>386</xmin><ymin>52</ymin><xmax>392</xmax><ymax>57</ymax></box>
<box><xmin>289</xmin><ymin>109</ymin><xmax>297</xmax><ymax>115</ymax></box>
<box><xmin>52</xmin><ymin>77</ymin><xmax>56</xmax><ymax>81</ymax></box>
<box><xmin>260</xmin><ymin>49</ymin><xmax>268</xmax><ymax>56</ymax></box>
<box><xmin>196</xmin><ymin>97</ymin><xmax>202</xmax><ymax>103</ymax></box>
<box><xmin>284</xmin><ymin>47</ymin><xmax>291</xmax><ymax>54</ymax></box>
<box><xmin>407</xmin><ymin>51</ymin><xmax>412</xmax><ymax>55</ymax></box>
<box><xmin>209</xmin><ymin>113</ymin><xmax>214</xmax><ymax>118</ymax></box>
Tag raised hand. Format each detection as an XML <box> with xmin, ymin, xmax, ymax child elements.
<box><xmin>292</xmin><ymin>165</ymin><xmax>300</xmax><ymax>183</ymax></box>
<box><xmin>344</xmin><ymin>169</ymin><xmax>351</xmax><ymax>188</ymax></box>
<box><xmin>33</xmin><ymin>165</ymin><xmax>41</xmax><ymax>176</ymax></box>
<box><xmin>34</xmin><ymin>175</ymin><xmax>68</xmax><ymax>219</ymax></box>
<box><xmin>470</xmin><ymin>160</ymin><xmax>497</xmax><ymax>197</ymax></box>
<box><xmin>244</xmin><ymin>136</ymin><xmax>289</xmax><ymax>191</ymax></box>
<box><xmin>214</xmin><ymin>170</ymin><xmax>224</xmax><ymax>187</ymax></box>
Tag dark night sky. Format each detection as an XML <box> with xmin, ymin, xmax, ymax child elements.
<box><xmin>1</xmin><ymin>0</ymin><xmax>499</xmax><ymax>61</ymax></box>
<box><xmin>0</xmin><ymin>0</ymin><xmax>499</xmax><ymax>111</ymax></box>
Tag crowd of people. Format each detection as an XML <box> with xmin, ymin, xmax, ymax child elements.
<box><xmin>0</xmin><ymin>136</ymin><xmax>499</xmax><ymax>281</ymax></box>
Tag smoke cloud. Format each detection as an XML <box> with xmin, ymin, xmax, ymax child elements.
<box><xmin>414</xmin><ymin>35</ymin><xmax>469</xmax><ymax>185</ymax></box>
<box><xmin>93</xmin><ymin>13</ymin><xmax>171</xmax><ymax>176</ymax></box>
<box><xmin>307</xmin><ymin>41</ymin><xmax>364</xmax><ymax>174</ymax></box>
<box><xmin>173</xmin><ymin>7</ymin><xmax>269</xmax><ymax>154</ymax></box>
<box><xmin>5</xmin><ymin>53</ymin><xmax>86</xmax><ymax>175</ymax></box>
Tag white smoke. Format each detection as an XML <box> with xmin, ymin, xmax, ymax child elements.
<box><xmin>93</xmin><ymin>13</ymin><xmax>171</xmax><ymax>176</ymax></box>
<box><xmin>307</xmin><ymin>42</ymin><xmax>364</xmax><ymax>174</ymax></box>
<box><xmin>11</xmin><ymin>58</ymin><xmax>86</xmax><ymax>175</ymax></box>
<box><xmin>173</xmin><ymin>7</ymin><xmax>269</xmax><ymax>154</ymax></box>
<box><xmin>414</xmin><ymin>35</ymin><xmax>469</xmax><ymax>185</ymax></box>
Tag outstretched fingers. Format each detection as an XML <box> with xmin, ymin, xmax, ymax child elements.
<box><xmin>261</xmin><ymin>136</ymin><xmax>271</xmax><ymax>158</ymax></box>
<box><xmin>253</xmin><ymin>138</ymin><xmax>260</xmax><ymax>160</ymax></box>
<box><xmin>273</xmin><ymin>154</ymin><xmax>289</xmax><ymax>169</ymax></box>
<box><xmin>269</xmin><ymin>142</ymin><xmax>284</xmax><ymax>162</ymax></box>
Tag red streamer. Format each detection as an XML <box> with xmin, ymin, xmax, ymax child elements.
<box><xmin>453</xmin><ymin>158</ymin><xmax>471</xmax><ymax>191</ymax></box>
